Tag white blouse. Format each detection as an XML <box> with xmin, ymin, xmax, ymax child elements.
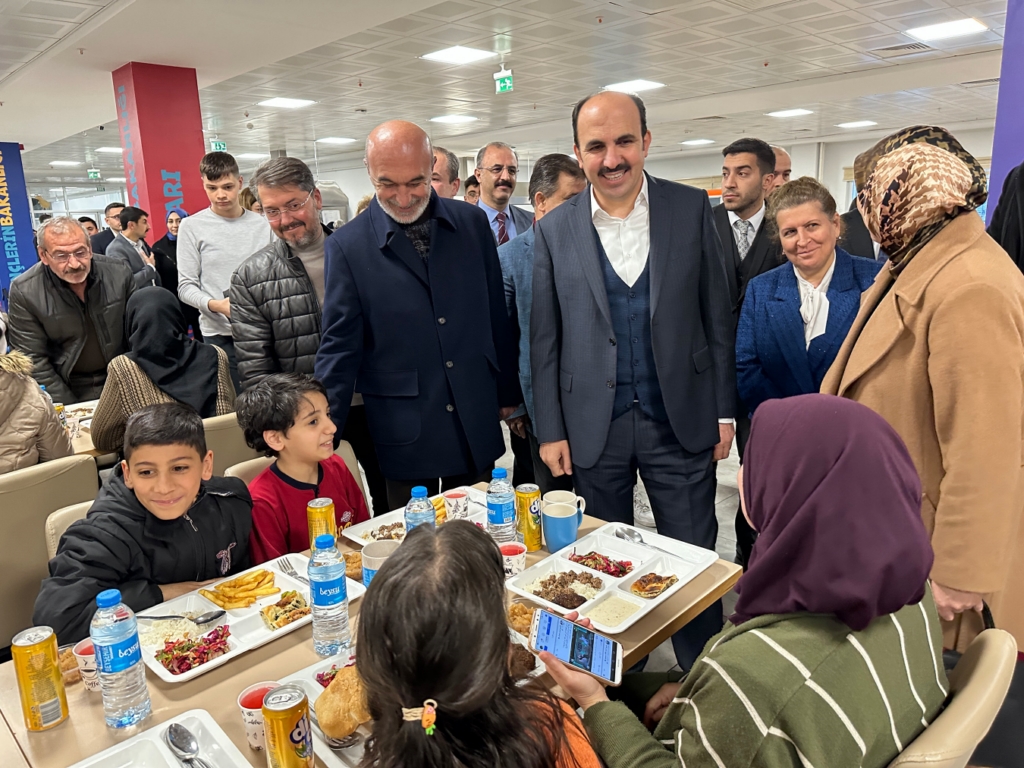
<box><xmin>795</xmin><ymin>253</ymin><xmax>836</xmax><ymax>348</ymax></box>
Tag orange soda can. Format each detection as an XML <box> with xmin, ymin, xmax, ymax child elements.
<box><xmin>307</xmin><ymin>498</ymin><xmax>336</xmax><ymax>550</ymax></box>
<box><xmin>263</xmin><ymin>684</ymin><xmax>314</xmax><ymax>767</ymax></box>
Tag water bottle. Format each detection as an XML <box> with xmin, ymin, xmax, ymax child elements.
<box><xmin>39</xmin><ymin>385</ymin><xmax>53</xmax><ymax>406</ymax></box>
<box><xmin>90</xmin><ymin>589</ymin><xmax>151</xmax><ymax>728</ymax></box>
<box><xmin>404</xmin><ymin>486</ymin><xmax>436</xmax><ymax>532</ymax></box>
<box><xmin>486</xmin><ymin>468</ymin><xmax>517</xmax><ymax>543</ymax></box>
<box><xmin>308</xmin><ymin>534</ymin><xmax>351</xmax><ymax>658</ymax></box>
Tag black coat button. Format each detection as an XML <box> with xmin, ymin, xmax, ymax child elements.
<box><xmin>438</xmin><ymin>317</ymin><xmax>446</xmax><ymax>325</ymax></box>
<box><xmin>446</xmin><ymin>404</ymin><xmax>455</xmax><ymax>412</ymax></box>
<box><xmin>446</xmin><ymin>361</ymin><xmax>454</xmax><ymax>368</ymax></box>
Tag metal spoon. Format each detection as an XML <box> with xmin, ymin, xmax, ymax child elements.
<box><xmin>139</xmin><ymin>610</ymin><xmax>225</xmax><ymax>625</ymax></box>
<box><xmin>613</xmin><ymin>526</ymin><xmax>684</xmax><ymax>561</ymax></box>
<box><xmin>164</xmin><ymin>722</ymin><xmax>212</xmax><ymax>768</ymax></box>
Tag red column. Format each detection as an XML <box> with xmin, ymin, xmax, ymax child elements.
<box><xmin>111</xmin><ymin>63</ymin><xmax>207</xmax><ymax>241</ymax></box>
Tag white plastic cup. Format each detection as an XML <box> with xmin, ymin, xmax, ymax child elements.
<box><xmin>237</xmin><ymin>681</ymin><xmax>281</xmax><ymax>751</ymax></box>
<box><xmin>72</xmin><ymin>638</ymin><xmax>99</xmax><ymax>692</ymax></box>
<box><xmin>442</xmin><ymin>488</ymin><xmax>470</xmax><ymax>520</ymax></box>
<box><xmin>500</xmin><ymin>542</ymin><xmax>527</xmax><ymax>579</ymax></box>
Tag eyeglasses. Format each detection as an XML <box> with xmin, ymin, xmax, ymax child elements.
<box><xmin>480</xmin><ymin>165</ymin><xmax>518</xmax><ymax>177</ymax></box>
<box><xmin>261</xmin><ymin>190</ymin><xmax>314</xmax><ymax>221</ymax></box>
<box><xmin>45</xmin><ymin>247</ymin><xmax>92</xmax><ymax>265</ymax></box>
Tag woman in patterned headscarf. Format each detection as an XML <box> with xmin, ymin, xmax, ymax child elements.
<box><xmin>823</xmin><ymin>125</ymin><xmax>1024</xmax><ymax>653</ymax></box>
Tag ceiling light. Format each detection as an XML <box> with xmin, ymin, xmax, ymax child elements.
<box><xmin>257</xmin><ymin>97</ymin><xmax>316</xmax><ymax>109</ymax></box>
<box><xmin>767</xmin><ymin>108</ymin><xmax>814</xmax><ymax>118</ymax></box>
<box><xmin>105</xmin><ymin>177</ymin><xmax>126</xmax><ymax>183</ymax></box>
<box><xmin>907</xmin><ymin>18</ymin><xmax>986</xmax><ymax>41</ymax></box>
<box><xmin>49</xmin><ymin>160</ymin><xmax>80</xmax><ymax>166</ymax></box>
<box><xmin>95</xmin><ymin>147</ymin><xmax>124</xmax><ymax>153</ymax></box>
<box><xmin>316</xmin><ymin>137</ymin><xmax>357</xmax><ymax>145</ymax></box>
<box><xmin>836</xmin><ymin>120</ymin><xmax>877</xmax><ymax>129</ymax></box>
<box><xmin>604</xmin><ymin>79</ymin><xmax>665</xmax><ymax>93</ymax></box>
<box><xmin>236</xmin><ymin>153</ymin><xmax>269</xmax><ymax>159</ymax></box>
<box><xmin>430</xmin><ymin>115</ymin><xmax>478</xmax><ymax>124</ymax></box>
<box><xmin>49</xmin><ymin>188</ymin><xmax>63</xmax><ymax>194</ymax></box>
<box><xmin>680</xmin><ymin>139</ymin><xmax>715</xmax><ymax>146</ymax></box>
<box><xmin>421</xmin><ymin>46</ymin><xmax>496</xmax><ymax>65</ymax></box>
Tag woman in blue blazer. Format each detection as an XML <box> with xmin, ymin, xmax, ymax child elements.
<box><xmin>737</xmin><ymin>177</ymin><xmax>882</xmax><ymax>415</ymax></box>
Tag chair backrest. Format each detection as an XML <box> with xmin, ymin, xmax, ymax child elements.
<box><xmin>45</xmin><ymin>501</ymin><xmax>93</xmax><ymax>560</ymax></box>
<box><xmin>0</xmin><ymin>455</ymin><xmax>99</xmax><ymax>647</ymax></box>
<box><xmin>223</xmin><ymin>440</ymin><xmax>367</xmax><ymax>506</ymax></box>
<box><xmin>203</xmin><ymin>412</ymin><xmax>260</xmax><ymax>477</ymax></box>
<box><xmin>888</xmin><ymin>628</ymin><xmax>1018</xmax><ymax>768</ymax></box>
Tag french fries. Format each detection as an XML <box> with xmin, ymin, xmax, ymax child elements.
<box><xmin>200</xmin><ymin>568</ymin><xmax>280</xmax><ymax>609</ymax></box>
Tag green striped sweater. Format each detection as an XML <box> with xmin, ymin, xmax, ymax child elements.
<box><xmin>584</xmin><ymin>588</ymin><xmax>949</xmax><ymax>768</ymax></box>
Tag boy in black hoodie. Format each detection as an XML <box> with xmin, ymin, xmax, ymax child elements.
<box><xmin>34</xmin><ymin>402</ymin><xmax>253</xmax><ymax>644</ymax></box>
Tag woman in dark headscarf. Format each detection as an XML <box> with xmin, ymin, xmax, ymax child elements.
<box><xmin>545</xmin><ymin>394</ymin><xmax>946</xmax><ymax>768</ymax></box>
<box><xmin>91</xmin><ymin>287</ymin><xmax>234</xmax><ymax>453</ymax></box>
<box><xmin>152</xmin><ymin>207</ymin><xmax>203</xmax><ymax>342</ymax></box>
<box><xmin>823</xmin><ymin>125</ymin><xmax>1024</xmax><ymax>653</ymax></box>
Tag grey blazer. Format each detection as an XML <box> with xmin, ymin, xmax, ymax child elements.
<box><xmin>105</xmin><ymin>235</ymin><xmax>160</xmax><ymax>290</ymax></box>
<box><xmin>530</xmin><ymin>174</ymin><xmax>736</xmax><ymax>468</ymax></box>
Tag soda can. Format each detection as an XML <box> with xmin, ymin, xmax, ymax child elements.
<box><xmin>431</xmin><ymin>495</ymin><xmax>447</xmax><ymax>525</ymax></box>
<box><xmin>53</xmin><ymin>403</ymin><xmax>67</xmax><ymax>431</ymax></box>
<box><xmin>12</xmin><ymin>627</ymin><xmax>69</xmax><ymax>732</ymax></box>
<box><xmin>516</xmin><ymin>484</ymin><xmax>542</xmax><ymax>552</ymax></box>
<box><xmin>263</xmin><ymin>684</ymin><xmax>314</xmax><ymax>768</ymax></box>
<box><xmin>306</xmin><ymin>498</ymin><xmax>336</xmax><ymax>550</ymax></box>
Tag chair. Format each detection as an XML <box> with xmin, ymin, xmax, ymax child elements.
<box><xmin>224</xmin><ymin>440</ymin><xmax>368</xmax><ymax>504</ymax></box>
<box><xmin>0</xmin><ymin>455</ymin><xmax>99</xmax><ymax>647</ymax></box>
<box><xmin>202</xmin><ymin>412</ymin><xmax>260</xmax><ymax>476</ymax></box>
<box><xmin>888</xmin><ymin>629</ymin><xmax>1018</xmax><ymax>768</ymax></box>
<box><xmin>45</xmin><ymin>501</ymin><xmax>93</xmax><ymax>560</ymax></box>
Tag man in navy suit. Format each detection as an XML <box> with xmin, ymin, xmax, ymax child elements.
<box><xmin>315</xmin><ymin>120</ymin><xmax>521</xmax><ymax>509</ymax></box>
<box><xmin>531</xmin><ymin>92</ymin><xmax>736</xmax><ymax>668</ymax></box>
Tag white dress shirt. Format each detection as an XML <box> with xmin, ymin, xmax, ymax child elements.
<box><xmin>795</xmin><ymin>253</ymin><xmax>836</xmax><ymax>348</ymax></box>
<box><xmin>726</xmin><ymin>202</ymin><xmax>766</xmax><ymax>250</ymax></box>
<box><xmin>590</xmin><ymin>175</ymin><xmax>650</xmax><ymax>288</ymax></box>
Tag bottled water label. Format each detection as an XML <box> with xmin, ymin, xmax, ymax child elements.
<box><xmin>487</xmin><ymin>498</ymin><xmax>515</xmax><ymax>526</ymax></box>
<box><xmin>95</xmin><ymin>634</ymin><xmax>141</xmax><ymax>674</ymax></box>
<box><xmin>312</xmin><ymin>576</ymin><xmax>347</xmax><ymax>607</ymax></box>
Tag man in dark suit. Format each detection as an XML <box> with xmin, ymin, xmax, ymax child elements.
<box><xmin>315</xmin><ymin>120</ymin><xmax>522</xmax><ymax>510</ymax></box>
<box><xmin>475</xmin><ymin>142</ymin><xmax>533</xmax><ymax>243</ymax></box>
<box><xmin>90</xmin><ymin>201</ymin><xmax>125</xmax><ymax>254</ymax></box>
<box><xmin>105</xmin><ymin>206</ymin><xmax>159</xmax><ymax>289</ymax></box>
<box><xmin>838</xmin><ymin>199</ymin><xmax>879</xmax><ymax>260</ymax></box>
<box><xmin>712</xmin><ymin>137</ymin><xmax>783</xmax><ymax>570</ymax></box>
<box><xmin>532</xmin><ymin>91</ymin><xmax>735</xmax><ymax>668</ymax></box>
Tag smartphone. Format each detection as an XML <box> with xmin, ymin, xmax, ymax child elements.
<box><xmin>529</xmin><ymin>609</ymin><xmax>623</xmax><ymax>686</ymax></box>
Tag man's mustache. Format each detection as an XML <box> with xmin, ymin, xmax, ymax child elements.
<box><xmin>495</xmin><ymin>181</ymin><xmax>514</xmax><ymax>189</ymax></box>
<box><xmin>599</xmin><ymin>164</ymin><xmax>630</xmax><ymax>177</ymax></box>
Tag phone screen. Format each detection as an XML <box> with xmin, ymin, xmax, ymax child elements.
<box><xmin>533</xmin><ymin>610</ymin><xmax>617</xmax><ymax>682</ymax></box>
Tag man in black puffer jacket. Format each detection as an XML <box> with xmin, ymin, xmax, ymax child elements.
<box><xmin>230</xmin><ymin>157</ymin><xmax>388</xmax><ymax>514</ymax></box>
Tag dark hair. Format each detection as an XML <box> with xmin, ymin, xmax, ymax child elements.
<box><xmin>251</xmin><ymin>156</ymin><xmax>316</xmax><ymax>194</ymax></box>
<box><xmin>529</xmin><ymin>154</ymin><xmax>585</xmax><ymax>206</ymax></box>
<box><xmin>722</xmin><ymin>138</ymin><xmax>776</xmax><ymax>177</ymax></box>
<box><xmin>104</xmin><ymin>202</ymin><xmax>125</xmax><ymax>216</ymax></box>
<box><xmin>236</xmin><ymin>373</ymin><xmax>329</xmax><ymax>457</ymax></box>
<box><xmin>199</xmin><ymin>151</ymin><xmax>239</xmax><ymax>181</ymax></box>
<box><xmin>571</xmin><ymin>92</ymin><xmax>647</xmax><ymax>147</ymax></box>
<box><xmin>118</xmin><ymin>206</ymin><xmax>148</xmax><ymax>229</ymax></box>
<box><xmin>433</xmin><ymin>146</ymin><xmax>460</xmax><ymax>184</ymax></box>
<box><xmin>463</xmin><ymin>175</ymin><xmax>480</xmax><ymax>190</ymax></box>
<box><xmin>766</xmin><ymin>176</ymin><xmax>841</xmax><ymax>240</ymax></box>
<box><xmin>78</xmin><ymin>216</ymin><xmax>98</xmax><ymax>228</ymax></box>
<box><xmin>357</xmin><ymin>521</ymin><xmax>583</xmax><ymax>768</ymax></box>
<box><xmin>123</xmin><ymin>402</ymin><xmax>207</xmax><ymax>463</ymax></box>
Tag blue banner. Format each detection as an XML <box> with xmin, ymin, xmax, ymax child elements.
<box><xmin>0</xmin><ymin>142</ymin><xmax>36</xmax><ymax>311</ymax></box>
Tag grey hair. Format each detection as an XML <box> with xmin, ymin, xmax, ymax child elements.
<box><xmin>529</xmin><ymin>154</ymin><xmax>585</xmax><ymax>206</ymax></box>
<box><xmin>37</xmin><ymin>216</ymin><xmax>89</xmax><ymax>252</ymax></box>
<box><xmin>433</xmin><ymin>146</ymin><xmax>460</xmax><ymax>184</ymax></box>
<box><xmin>475</xmin><ymin>142</ymin><xmax>518</xmax><ymax>169</ymax></box>
<box><xmin>251</xmin><ymin>156</ymin><xmax>316</xmax><ymax>196</ymax></box>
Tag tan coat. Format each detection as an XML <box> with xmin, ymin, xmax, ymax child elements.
<box><xmin>822</xmin><ymin>213</ymin><xmax>1024</xmax><ymax>650</ymax></box>
<box><xmin>0</xmin><ymin>351</ymin><xmax>74</xmax><ymax>475</ymax></box>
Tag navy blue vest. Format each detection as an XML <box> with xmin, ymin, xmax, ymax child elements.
<box><xmin>598</xmin><ymin>239</ymin><xmax>667</xmax><ymax>423</ymax></box>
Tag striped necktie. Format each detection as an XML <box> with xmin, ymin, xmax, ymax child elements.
<box><xmin>496</xmin><ymin>211</ymin><xmax>509</xmax><ymax>245</ymax></box>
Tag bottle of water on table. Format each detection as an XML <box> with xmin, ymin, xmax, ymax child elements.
<box><xmin>309</xmin><ymin>534</ymin><xmax>351</xmax><ymax>658</ymax></box>
<box><xmin>90</xmin><ymin>589</ymin><xmax>151</xmax><ymax>728</ymax></box>
<box><xmin>487</xmin><ymin>467</ymin><xmax>517</xmax><ymax>543</ymax></box>
<box><xmin>404</xmin><ymin>485</ymin><xmax>436</xmax><ymax>532</ymax></box>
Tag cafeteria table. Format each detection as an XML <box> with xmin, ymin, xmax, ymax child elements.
<box><xmin>0</xmin><ymin>514</ymin><xmax>742</xmax><ymax>767</ymax></box>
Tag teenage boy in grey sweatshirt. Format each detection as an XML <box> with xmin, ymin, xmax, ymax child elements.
<box><xmin>177</xmin><ymin>152</ymin><xmax>273</xmax><ymax>391</ymax></box>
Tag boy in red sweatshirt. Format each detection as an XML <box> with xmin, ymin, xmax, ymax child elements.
<box><xmin>237</xmin><ymin>373</ymin><xmax>369</xmax><ymax>563</ymax></box>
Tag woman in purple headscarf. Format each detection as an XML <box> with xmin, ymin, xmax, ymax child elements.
<box><xmin>152</xmin><ymin>207</ymin><xmax>203</xmax><ymax>341</ymax></box>
<box><xmin>545</xmin><ymin>394</ymin><xmax>948</xmax><ymax>768</ymax></box>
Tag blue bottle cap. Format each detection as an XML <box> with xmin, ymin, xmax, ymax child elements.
<box><xmin>492</xmin><ymin>467</ymin><xmax>507</xmax><ymax>479</ymax></box>
<box><xmin>411</xmin><ymin>486</ymin><xmax>428</xmax><ymax>498</ymax></box>
<box><xmin>96</xmin><ymin>589</ymin><xmax>121</xmax><ymax>609</ymax></box>
<box><xmin>314</xmin><ymin>534</ymin><xmax>335</xmax><ymax>550</ymax></box>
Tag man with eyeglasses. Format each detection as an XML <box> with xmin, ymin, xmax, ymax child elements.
<box><xmin>177</xmin><ymin>152</ymin><xmax>273</xmax><ymax>391</ymax></box>
<box><xmin>8</xmin><ymin>217</ymin><xmax>135</xmax><ymax>403</ymax></box>
<box><xmin>89</xmin><ymin>201</ymin><xmax>125</xmax><ymax>255</ymax></box>
<box><xmin>230</xmin><ymin>157</ymin><xmax>390</xmax><ymax>516</ymax></box>
<box><xmin>315</xmin><ymin>120</ymin><xmax>521</xmax><ymax>509</ymax></box>
<box><xmin>474</xmin><ymin>142</ymin><xmax>533</xmax><ymax>245</ymax></box>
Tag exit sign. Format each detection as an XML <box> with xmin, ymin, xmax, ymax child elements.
<box><xmin>494</xmin><ymin>67</ymin><xmax>513</xmax><ymax>94</ymax></box>
<box><xmin>211</xmin><ymin>140</ymin><xmax>228</xmax><ymax>152</ymax></box>
<box><xmin>87</xmin><ymin>169</ymin><xmax>100</xmax><ymax>180</ymax></box>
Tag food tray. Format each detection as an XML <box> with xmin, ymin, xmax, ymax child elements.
<box><xmin>68</xmin><ymin>709</ymin><xmax>255</xmax><ymax>768</ymax></box>
<box><xmin>342</xmin><ymin>486</ymin><xmax>487</xmax><ymax>547</ymax></box>
<box><xmin>137</xmin><ymin>553</ymin><xmax>365</xmax><ymax>684</ymax></box>
<box><xmin>505</xmin><ymin>524</ymin><xmax>718</xmax><ymax>635</ymax></box>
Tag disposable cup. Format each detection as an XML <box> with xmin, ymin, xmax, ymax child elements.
<box><xmin>72</xmin><ymin>638</ymin><xmax>99</xmax><ymax>692</ymax></box>
<box><xmin>500</xmin><ymin>542</ymin><xmax>527</xmax><ymax>579</ymax></box>
<box><xmin>442</xmin><ymin>489</ymin><xmax>470</xmax><ymax>520</ymax></box>
<box><xmin>237</xmin><ymin>681</ymin><xmax>281</xmax><ymax>751</ymax></box>
<box><xmin>362</xmin><ymin>539</ymin><xmax>402</xmax><ymax>587</ymax></box>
